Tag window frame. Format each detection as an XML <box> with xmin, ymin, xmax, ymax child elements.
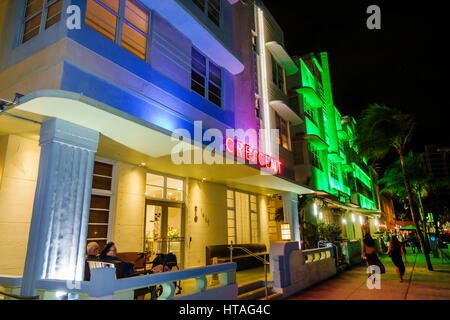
<box><xmin>226</xmin><ymin>189</ymin><xmax>260</xmax><ymax>245</ymax></box>
<box><xmin>271</xmin><ymin>54</ymin><xmax>285</xmax><ymax>93</ymax></box>
<box><xmin>145</xmin><ymin>171</ymin><xmax>185</xmax><ymax>203</ymax></box>
<box><xmin>85</xmin><ymin>0</ymin><xmax>153</xmax><ymax>63</ymax></box>
<box><xmin>275</xmin><ymin>112</ymin><xmax>290</xmax><ymax>150</ymax></box>
<box><xmin>88</xmin><ymin>157</ymin><xmax>118</xmax><ymax>245</ymax></box>
<box><xmin>191</xmin><ymin>46</ymin><xmax>223</xmax><ymax>108</ymax></box>
<box><xmin>329</xmin><ymin>161</ymin><xmax>339</xmax><ymax>181</ymax></box>
<box><xmin>20</xmin><ymin>0</ymin><xmax>63</xmax><ymax>44</ymax></box>
<box><xmin>310</xmin><ymin>146</ymin><xmax>323</xmax><ymax>171</ymax></box>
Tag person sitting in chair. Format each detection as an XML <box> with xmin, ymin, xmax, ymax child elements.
<box><xmin>99</xmin><ymin>242</ymin><xmax>135</xmax><ymax>277</ymax></box>
<box><xmin>84</xmin><ymin>242</ymin><xmax>100</xmax><ymax>281</ymax></box>
<box><xmin>86</xmin><ymin>242</ymin><xmax>100</xmax><ymax>259</ymax></box>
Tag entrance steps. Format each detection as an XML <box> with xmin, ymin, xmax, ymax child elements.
<box><xmin>238</xmin><ymin>280</ymin><xmax>282</xmax><ymax>300</ymax></box>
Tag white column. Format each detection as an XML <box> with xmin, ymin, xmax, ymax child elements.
<box><xmin>282</xmin><ymin>192</ymin><xmax>301</xmax><ymax>245</ymax></box>
<box><xmin>21</xmin><ymin>118</ymin><xmax>99</xmax><ymax>296</ymax></box>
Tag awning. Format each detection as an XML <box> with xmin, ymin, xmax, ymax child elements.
<box><xmin>5</xmin><ymin>89</ymin><xmax>316</xmax><ymax>197</ymax></box>
<box><xmin>265</xmin><ymin>41</ymin><xmax>299</xmax><ymax>76</ymax></box>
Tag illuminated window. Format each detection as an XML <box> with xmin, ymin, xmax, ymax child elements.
<box><xmin>191</xmin><ymin>47</ymin><xmax>222</xmax><ymax>107</ymax></box>
<box><xmin>275</xmin><ymin>113</ymin><xmax>289</xmax><ymax>150</ymax></box>
<box><xmin>191</xmin><ymin>0</ymin><xmax>221</xmax><ymax>27</ymax></box>
<box><xmin>88</xmin><ymin>160</ymin><xmax>116</xmax><ymax>249</ymax></box>
<box><xmin>122</xmin><ymin>0</ymin><xmax>149</xmax><ymax>60</ymax></box>
<box><xmin>146</xmin><ymin>173</ymin><xmax>184</xmax><ymax>202</ymax></box>
<box><xmin>85</xmin><ymin>0</ymin><xmax>150</xmax><ymax>60</ymax></box>
<box><xmin>22</xmin><ymin>0</ymin><xmax>62</xmax><ymax>43</ymax></box>
<box><xmin>227</xmin><ymin>190</ymin><xmax>259</xmax><ymax>244</ymax></box>
<box><xmin>85</xmin><ymin>0</ymin><xmax>119</xmax><ymax>42</ymax></box>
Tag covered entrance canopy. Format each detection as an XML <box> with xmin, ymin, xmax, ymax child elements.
<box><xmin>1</xmin><ymin>89</ymin><xmax>315</xmax><ymax>197</ymax></box>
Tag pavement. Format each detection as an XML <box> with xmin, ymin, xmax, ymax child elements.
<box><xmin>288</xmin><ymin>247</ymin><xmax>450</xmax><ymax>300</ymax></box>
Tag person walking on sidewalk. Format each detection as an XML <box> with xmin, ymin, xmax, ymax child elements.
<box><xmin>387</xmin><ymin>235</ymin><xmax>408</xmax><ymax>282</ymax></box>
<box><xmin>362</xmin><ymin>233</ymin><xmax>385</xmax><ymax>276</ymax></box>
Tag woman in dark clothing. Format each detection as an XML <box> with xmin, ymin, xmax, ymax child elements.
<box><xmin>387</xmin><ymin>235</ymin><xmax>408</xmax><ymax>282</ymax></box>
<box><xmin>362</xmin><ymin>233</ymin><xmax>385</xmax><ymax>275</ymax></box>
<box><xmin>100</xmin><ymin>242</ymin><xmax>135</xmax><ymax>277</ymax></box>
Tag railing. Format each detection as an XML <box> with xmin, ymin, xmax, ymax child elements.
<box><xmin>302</xmin><ymin>247</ymin><xmax>332</xmax><ymax>264</ymax></box>
<box><xmin>0</xmin><ymin>290</ymin><xmax>39</xmax><ymax>300</ymax></box>
<box><xmin>0</xmin><ymin>263</ymin><xmax>237</xmax><ymax>300</ymax></box>
<box><xmin>228</xmin><ymin>243</ymin><xmax>270</xmax><ymax>300</ymax></box>
<box><xmin>0</xmin><ymin>275</ymin><xmax>23</xmax><ymax>300</ymax></box>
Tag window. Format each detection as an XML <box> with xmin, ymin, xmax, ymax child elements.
<box><xmin>22</xmin><ymin>0</ymin><xmax>62</xmax><ymax>43</ymax></box>
<box><xmin>85</xmin><ymin>0</ymin><xmax>150</xmax><ymax>61</ymax></box>
<box><xmin>329</xmin><ymin>162</ymin><xmax>339</xmax><ymax>180</ymax></box>
<box><xmin>271</xmin><ymin>55</ymin><xmax>284</xmax><ymax>92</ymax></box>
<box><xmin>191</xmin><ymin>47</ymin><xmax>222</xmax><ymax>107</ymax></box>
<box><xmin>122</xmin><ymin>0</ymin><xmax>149</xmax><ymax>60</ymax></box>
<box><xmin>88</xmin><ymin>160</ymin><xmax>116</xmax><ymax>250</ymax></box>
<box><xmin>227</xmin><ymin>190</ymin><xmax>236</xmax><ymax>245</ymax></box>
<box><xmin>255</xmin><ymin>97</ymin><xmax>261</xmax><ymax>119</ymax></box>
<box><xmin>227</xmin><ymin>190</ymin><xmax>259</xmax><ymax>244</ymax></box>
<box><xmin>275</xmin><ymin>113</ymin><xmax>289</xmax><ymax>150</ymax></box>
<box><xmin>310</xmin><ymin>147</ymin><xmax>322</xmax><ymax>171</ymax></box>
<box><xmin>192</xmin><ymin>0</ymin><xmax>221</xmax><ymax>27</ymax></box>
<box><xmin>146</xmin><ymin>172</ymin><xmax>184</xmax><ymax>202</ymax></box>
<box><xmin>304</xmin><ymin>104</ymin><xmax>318</xmax><ymax>127</ymax></box>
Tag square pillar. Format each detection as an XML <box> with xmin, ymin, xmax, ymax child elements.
<box><xmin>282</xmin><ymin>192</ymin><xmax>301</xmax><ymax>246</ymax></box>
<box><xmin>21</xmin><ymin>118</ymin><xmax>99</xmax><ymax>296</ymax></box>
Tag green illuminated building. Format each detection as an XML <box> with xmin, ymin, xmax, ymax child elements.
<box><xmin>288</xmin><ymin>52</ymin><xmax>380</xmax><ymax>241</ymax></box>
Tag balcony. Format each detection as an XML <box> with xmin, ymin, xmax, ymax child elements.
<box><xmin>269</xmin><ymin>100</ymin><xmax>303</xmax><ymax>126</ymax></box>
<box><xmin>344</xmin><ymin>148</ymin><xmax>370</xmax><ymax>177</ymax></box>
<box><xmin>295</xmin><ymin>87</ymin><xmax>323</xmax><ymax>108</ymax></box>
<box><xmin>337</xmin><ymin>128</ymin><xmax>350</xmax><ymax>141</ymax></box>
<box><xmin>328</xmin><ymin>151</ymin><xmax>345</xmax><ymax>164</ymax></box>
<box><xmin>294</xmin><ymin>134</ymin><xmax>328</xmax><ymax>151</ymax></box>
<box><xmin>266</xmin><ymin>42</ymin><xmax>299</xmax><ymax>76</ymax></box>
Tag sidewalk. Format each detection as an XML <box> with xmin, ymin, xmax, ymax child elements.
<box><xmin>288</xmin><ymin>248</ymin><xmax>450</xmax><ymax>300</ymax></box>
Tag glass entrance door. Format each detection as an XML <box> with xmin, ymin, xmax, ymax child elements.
<box><xmin>145</xmin><ymin>200</ymin><xmax>184</xmax><ymax>267</ymax></box>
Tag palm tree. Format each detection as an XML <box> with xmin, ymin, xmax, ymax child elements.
<box><xmin>356</xmin><ymin>104</ymin><xmax>433</xmax><ymax>270</ymax></box>
<box><xmin>378</xmin><ymin>152</ymin><xmax>441</xmax><ymax>248</ymax></box>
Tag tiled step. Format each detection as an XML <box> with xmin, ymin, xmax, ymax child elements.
<box><xmin>238</xmin><ymin>286</ymin><xmax>271</xmax><ymax>300</ymax></box>
<box><xmin>259</xmin><ymin>292</ymin><xmax>283</xmax><ymax>300</ymax></box>
<box><xmin>238</xmin><ymin>280</ymin><xmax>265</xmax><ymax>295</ymax></box>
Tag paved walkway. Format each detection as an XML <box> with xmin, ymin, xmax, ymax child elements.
<box><xmin>288</xmin><ymin>248</ymin><xmax>450</xmax><ymax>300</ymax></box>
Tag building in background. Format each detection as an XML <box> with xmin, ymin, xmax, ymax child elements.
<box><xmin>420</xmin><ymin>145</ymin><xmax>450</xmax><ymax>180</ymax></box>
<box><xmin>288</xmin><ymin>52</ymin><xmax>382</xmax><ymax>242</ymax></box>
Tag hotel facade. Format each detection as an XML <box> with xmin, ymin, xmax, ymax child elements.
<box><xmin>0</xmin><ymin>0</ymin><xmax>381</xmax><ymax>297</ymax></box>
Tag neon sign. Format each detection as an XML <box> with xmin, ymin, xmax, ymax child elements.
<box><xmin>225</xmin><ymin>136</ymin><xmax>282</xmax><ymax>174</ymax></box>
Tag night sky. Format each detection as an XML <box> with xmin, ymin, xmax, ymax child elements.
<box><xmin>263</xmin><ymin>1</ymin><xmax>448</xmax><ymax>159</ymax></box>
